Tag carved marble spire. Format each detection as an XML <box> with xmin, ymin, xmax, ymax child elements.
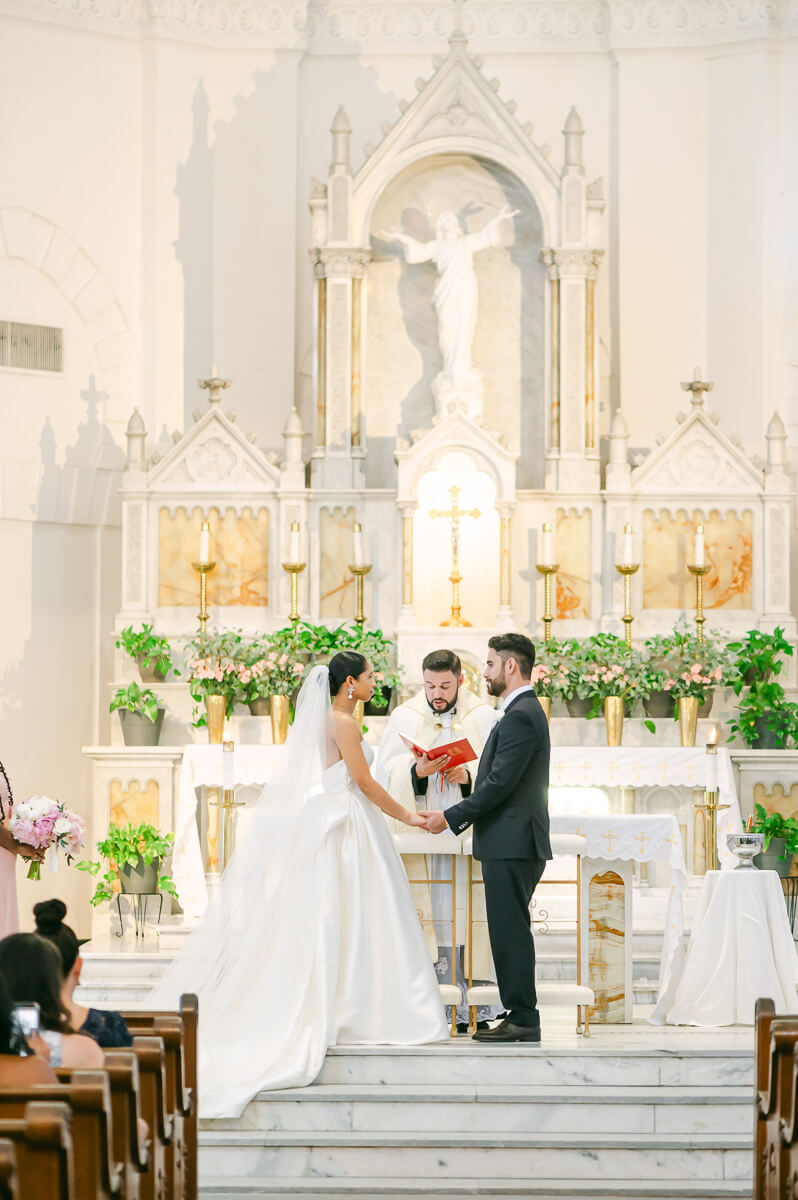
<box><xmin>450</xmin><ymin>0</ymin><xmax>468</xmax><ymax>48</ymax></box>
<box><xmin>680</xmin><ymin>366</ymin><xmax>713</xmax><ymax>407</ymax></box>
<box><xmin>766</xmin><ymin>410</ymin><xmax>787</xmax><ymax>473</ymax></box>
<box><xmin>330</xmin><ymin>106</ymin><xmax>351</xmax><ymax>170</ymax></box>
<box><xmin>562</xmin><ymin>107</ymin><xmax>584</xmax><ymax>171</ymax></box>
<box><xmin>605</xmin><ymin>409</ymin><xmax>631</xmax><ymax>490</ymax></box>
<box><xmin>198</xmin><ymin>365</ymin><xmax>232</xmax><ymax>405</ymax></box>
<box><xmin>125</xmin><ymin>407</ymin><xmax>147</xmax><ymax>466</ymax></box>
<box><xmin>282</xmin><ymin>405</ymin><xmax>304</xmax><ymax>465</ymax></box>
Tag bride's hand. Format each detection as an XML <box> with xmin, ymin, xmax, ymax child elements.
<box><xmin>404</xmin><ymin>811</ymin><xmax>429</xmax><ymax>828</ymax></box>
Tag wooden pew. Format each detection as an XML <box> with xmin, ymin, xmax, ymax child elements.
<box><xmin>0</xmin><ymin>1071</ymin><xmax>121</xmax><ymax>1200</ymax></box>
<box><xmin>129</xmin><ymin>1036</ymin><xmax>171</xmax><ymax>1200</ymax></box>
<box><xmin>0</xmin><ymin>1139</ymin><xmax>18</xmax><ymax>1200</ymax></box>
<box><xmin>56</xmin><ymin>1052</ymin><xmax>150</xmax><ymax>1200</ymax></box>
<box><xmin>781</xmin><ymin>1043</ymin><xmax>798</xmax><ymax>1200</ymax></box>
<box><xmin>755</xmin><ymin>1007</ymin><xmax>798</xmax><ymax>1200</ymax></box>
<box><xmin>0</xmin><ymin>1101</ymin><xmax>75</xmax><ymax>1200</ymax></box>
<box><xmin>123</xmin><ymin>995</ymin><xmax>197</xmax><ymax>1200</ymax></box>
<box><xmin>755</xmin><ymin>997</ymin><xmax>777</xmax><ymax>1200</ymax></box>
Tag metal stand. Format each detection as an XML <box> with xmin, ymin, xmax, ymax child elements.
<box><xmin>115</xmin><ymin>892</ymin><xmax>164</xmax><ymax>939</ymax></box>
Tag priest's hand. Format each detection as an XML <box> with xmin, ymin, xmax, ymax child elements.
<box><xmin>414</xmin><ymin>751</ymin><xmax>449</xmax><ymax>779</ymax></box>
<box><xmin>423</xmin><ymin>810</ymin><xmax>448</xmax><ymax>835</ymax></box>
<box><xmin>444</xmin><ymin>765</ymin><xmax>469</xmax><ymax>787</ymax></box>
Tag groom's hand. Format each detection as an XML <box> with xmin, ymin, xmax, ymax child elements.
<box><xmin>424</xmin><ymin>810</ymin><xmax>448</xmax><ymax>834</ymax></box>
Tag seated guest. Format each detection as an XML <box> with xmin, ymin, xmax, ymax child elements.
<box><xmin>0</xmin><ymin>933</ymin><xmax>103</xmax><ymax>1068</ymax></box>
<box><xmin>0</xmin><ymin>970</ymin><xmax>57</xmax><ymax>1084</ymax></box>
<box><xmin>34</xmin><ymin>899</ymin><xmax>133</xmax><ymax>1049</ymax></box>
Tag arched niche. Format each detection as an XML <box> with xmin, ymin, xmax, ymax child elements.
<box><xmin>365</xmin><ymin>154</ymin><xmax>546</xmax><ymax>489</ymax></box>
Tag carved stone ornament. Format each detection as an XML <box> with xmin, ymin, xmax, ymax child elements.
<box><xmin>631</xmin><ymin>406</ymin><xmax>765</xmax><ymax>498</ymax></box>
<box><xmin>541</xmin><ymin>247</ymin><xmax>604</xmax><ymax>278</ymax></box>
<box><xmin>310</xmin><ymin>247</ymin><xmax>371</xmax><ymax>278</ymax></box>
<box><xmin>187</xmin><ymin>436</ymin><xmax>238</xmax><ymax>484</ymax></box>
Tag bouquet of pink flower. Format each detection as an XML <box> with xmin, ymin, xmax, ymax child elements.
<box><xmin>8</xmin><ymin>795</ymin><xmax>87</xmax><ymax>880</ymax></box>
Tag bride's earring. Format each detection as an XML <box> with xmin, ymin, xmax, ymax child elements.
<box><xmin>348</xmin><ymin>684</ymin><xmax>354</xmax><ymax>700</ymax></box>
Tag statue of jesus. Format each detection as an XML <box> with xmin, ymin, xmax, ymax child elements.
<box><xmin>378</xmin><ymin>205</ymin><xmax>518</xmax><ymax>421</ymax></box>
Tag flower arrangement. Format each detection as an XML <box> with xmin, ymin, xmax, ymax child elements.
<box><xmin>186</xmin><ymin>629</ymin><xmax>245</xmax><ymax>721</ymax></box>
<box><xmin>531</xmin><ymin>639</ymin><xmax>569</xmax><ymax>700</ymax></box>
<box><xmin>238</xmin><ymin>633</ymin><xmax>306</xmax><ymax>701</ymax></box>
<box><xmin>9</xmin><ymin>796</ymin><xmax>86</xmax><ymax>881</ymax></box>
<box><xmin>78</xmin><ymin>822</ymin><xmax>179</xmax><ymax>906</ymax></box>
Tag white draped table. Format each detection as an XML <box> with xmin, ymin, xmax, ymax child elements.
<box><xmin>653</xmin><ymin>869</ymin><xmax>798</xmax><ymax>1026</ymax></box>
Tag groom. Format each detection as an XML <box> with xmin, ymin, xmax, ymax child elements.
<box><xmin>422</xmin><ymin>633</ymin><xmax>552</xmax><ymax>1043</ymax></box>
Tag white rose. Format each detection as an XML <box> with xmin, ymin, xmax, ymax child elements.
<box><xmin>54</xmin><ymin>817</ymin><xmax>71</xmax><ymax>836</ymax></box>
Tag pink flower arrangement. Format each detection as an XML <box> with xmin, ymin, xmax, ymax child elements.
<box><xmin>8</xmin><ymin>796</ymin><xmax>86</xmax><ymax>880</ymax></box>
<box><xmin>662</xmin><ymin>661</ymin><xmax>722</xmax><ymax>699</ymax></box>
<box><xmin>240</xmin><ymin>651</ymin><xmax>306</xmax><ymax>701</ymax></box>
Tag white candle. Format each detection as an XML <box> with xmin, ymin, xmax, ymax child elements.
<box><xmin>622</xmin><ymin>523</ymin><xmax>634</xmax><ymax>566</ymax></box>
<box><xmin>211</xmin><ymin>363</ymin><xmax>218</xmax><ymax>378</ymax></box>
<box><xmin>705</xmin><ymin>730</ymin><xmax>718</xmax><ymax>792</ymax></box>
<box><xmin>222</xmin><ymin>741</ymin><xmax>234</xmax><ymax>791</ymax></box>
<box><xmin>353</xmin><ymin>522</ymin><xmax>364</xmax><ymax>567</ymax></box>
<box><xmin>542</xmin><ymin>522</ymin><xmax>554</xmax><ymax>566</ymax></box>
<box><xmin>695</xmin><ymin>524</ymin><xmax>705</xmax><ymax>567</ymax></box>
<box><xmin>289</xmin><ymin>521</ymin><xmax>301</xmax><ymax>564</ymax></box>
<box><xmin>199</xmin><ymin>520</ymin><xmax>210</xmax><ymax>565</ymax></box>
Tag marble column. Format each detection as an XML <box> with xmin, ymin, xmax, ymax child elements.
<box><xmin>398</xmin><ymin>503</ymin><xmax>417</xmax><ymax>628</ymax></box>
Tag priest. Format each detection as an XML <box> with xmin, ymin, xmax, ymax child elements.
<box><xmin>375</xmin><ymin>648</ymin><xmax>500</xmax><ymax>1028</ymax></box>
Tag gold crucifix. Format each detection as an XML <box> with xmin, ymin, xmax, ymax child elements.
<box><xmin>429</xmin><ymin>485</ymin><xmax>481</xmax><ymax>627</ymax></box>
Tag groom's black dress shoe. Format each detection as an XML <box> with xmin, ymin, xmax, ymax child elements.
<box><xmin>456</xmin><ymin>1020</ymin><xmax>490</xmax><ymax>1034</ymax></box>
<box><xmin>472</xmin><ymin>1018</ymin><xmax>541</xmax><ymax>1043</ymax></box>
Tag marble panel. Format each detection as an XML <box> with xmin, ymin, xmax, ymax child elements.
<box><xmin>654</xmin><ymin>1103</ymin><xmax>751</xmax><ymax>1134</ymax></box>
<box><xmin>109</xmin><ymin>778</ymin><xmax>158</xmax><ymax>829</ymax></box>
<box><xmin>208</xmin><ymin>1102</ymin><xmax>354</xmax><ymax>1133</ymax></box>
<box><xmin>305</xmin><ymin>1144</ymin><xmax>728</xmax><ymax>1180</ymax></box>
<box><xmin>556</xmin><ymin>507</ymin><xmax>591</xmax><ymax>620</ymax></box>
<box><xmin>642</xmin><ymin>508</ymin><xmax>753</xmax><ymax>610</ymax></box>
<box><xmin>658</xmin><ymin>1057</ymin><xmax>754</xmax><ymax>1087</ymax></box>
<box><xmin>197</xmin><ymin>1145</ymin><xmax>309</xmax><ymax>1178</ymax></box>
<box><xmin>588</xmin><ymin>870</ymin><xmax>626</xmax><ymax>1023</ymax></box>
<box><xmin>316</xmin><ymin>1053</ymin><xmax>661</xmax><ymax>1088</ymax></box>
<box><xmin>158</xmin><ymin>505</ymin><xmax>269</xmax><ymax>608</ymax></box>
<box><xmin>319</xmin><ymin>507</ymin><xmax>356</xmax><ymax>620</ymax></box>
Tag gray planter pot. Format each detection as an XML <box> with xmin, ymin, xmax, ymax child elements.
<box><xmin>751</xmin><ymin>715</ymin><xmax>784</xmax><ymax>750</ymax></box>
<box><xmin>643</xmin><ymin>691</ymin><xmax>674</xmax><ymax>719</ymax></box>
<box><xmin>119</xmin><ymin>708</ymin><xmax>165</xmax><ymax>746</ymax></box>
<box><xmin>248</xmin><ymin>698</ymin><xmax>270</xmax><ymax>716</ymax></box>
<box><xmin>137</xmin><ymin>655</ymin><xmax>167</xmax><ymax>683</ymax></box>
<box><xmin>698</xmin><ymin>691</ymin><xmax>714</xmax><ymax>718</ymax></box>
<box><xmin>753</xmin><ymin>837</ymin><xmax>794</xmax><ymax>878</ymax></box>
<box><xmin>119</xmin><ymin>854</ymin><xmax>160</xmax><ymax>894</ymax></box>
<box><xmin>565</xmin><ymin>696</ymin><xmax>592</xmax><ymax>718</ymax></box>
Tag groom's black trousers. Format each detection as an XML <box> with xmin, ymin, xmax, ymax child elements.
<box><xmin>481</xmin><ymin>857</ymin><xmax>547</xmax><ymax>1027</ymax></box>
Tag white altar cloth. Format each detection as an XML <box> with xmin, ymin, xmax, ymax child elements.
<box><xmin>550</xmin><ymin>813</ymin><xmax>688</xmax><ymax>1000</ymax></box>
<box><xmin>654</xmin><ymin>869</ymin><xmax>798</xmax><ymax>1026</ymax></box>
<box><xmin>173</xmin><ymin>745</ymin><xmax>281</xmax><ymax>918</ymax></box>
<box><xmin>550</xmin><ymin>746</ymin><xmax>742</xmax><ymax>866</ymax></box>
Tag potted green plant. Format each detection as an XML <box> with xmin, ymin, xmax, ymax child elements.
<box><xmin>729</xmin><ymin>680</ymin><xmax>798</xmax><ymax>749</ymax></box>
<box><xmin>78</xmin><ymin>822</ymin><xmax>179</xmax><ymax>904</ymax></box>
<box><xmin>727</xmin><ymin>627</ymin><xmax>794</xmax><ymax>692</ymax></box>
<box><xmin>115</xmin><ymin>623</ymin><xmax>180</xmax><ymax>683</ymax></box>
<box><xmin>642</xmin><ymin>633</ymin><xmax>676</xmax><ymax>718</ymax></box>
<box><xmin>749</xmin><ymin>803</ymin><xmax>798</xmax><ymax>877</ymax></box>
<box><xmin>110</xmin><ymin>682</ymin><xmax>165</xmax><ymax>746</ymax></box>
<box><xmin>356</xmin><ymin>627</ymin><xmax>402</xmax><ymax>714</ymax></box>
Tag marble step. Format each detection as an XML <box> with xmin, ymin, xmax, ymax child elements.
<box><xmin>196</xmin><ymin>1130</ymin><xmax>751</xmax><ymax>1182</ymax></box>
<box><xmin>199</xmin><ymin>1178</ymin><xmax>753</xmax><ymax>1200</ymax></box>
<box><xmin>207</xmin><ymin>1084</ymin><xmax>751</xmax><ymax>1134</ymax></box>
<box><xmin>315</xmin><ymin>1046</ymin><xmax>753</xmax><ymax>1088</ymax></box>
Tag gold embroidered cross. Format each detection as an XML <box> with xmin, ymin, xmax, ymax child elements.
<box><xmin>636</xmin><ymin>832</ymin><xmax>649</xmax><ymax>855</ymax></box>
<box><xmin>603</xmin><ymin>829</ymin><xmax>617</xmax><ymax>853</ymax></box>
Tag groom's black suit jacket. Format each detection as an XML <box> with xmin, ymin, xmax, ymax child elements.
<box><xmin>444</xmin><ymin>688</ymin><xmax>552</xmax><ymax>862</ymax></box>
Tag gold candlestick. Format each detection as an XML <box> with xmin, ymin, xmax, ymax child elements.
<box><xmin>687</xmin><ymin>563</ymin><xmax>711</xmax><ymax>644</ymax></box>
<box><xmin>536</xmin><ymin>563</ymin><xmax>558</xmax><ymax>642</ymax></box>
<box><xmin>282</xmin><ymin>562</ymin><xmax>306</xmax><ymax>622</ymax></box>
<box><xmin>615</xmin><ymin>563</ymin><xmax>640</xmax><ymax>646</ymax></box>
<box><xmin>191</xmin><ymin>561</ymin><xmax>217</xmax><ymax>632</ymax></box>
<box><xmin>208</xmin><ymin>741</ymin><xmax>246</xmax><ymax>872</ymax></box>
<box><xmin>694</xmin><ymin>790</ymin><xmax>730</xmax><ymax>874</ymax></box>
<box><xmin>349</xmin><ymin>564</ymin><xmax>372</xmax><ymax>626</ymax></box>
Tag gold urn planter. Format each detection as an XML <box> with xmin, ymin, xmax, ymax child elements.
<box><xmin>205</xmin><ymin>694</ymin><xmax>226</xmax><ymax>744</ymax></box>
<box><xmin>270</xmin><ymin>694</ymin><xmax>290</xmax><ymax>745</ymax></box>
<box><xmin>539</xmin><ymin>696</ymin><xmax>552</xmax><ymax>723</ymax></box>
<box><xmin>604</xmin><ymin>696</ymin><xmax>624</xmax><ymax>747</ymax></box>
<box><xmin>678</xmin><ymin>696</ymin><xmax>699</xmax><ymax>747</ymax></box>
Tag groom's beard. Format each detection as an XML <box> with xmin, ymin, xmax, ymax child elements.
<box><xmin>427</xmin><ymin>690</ymin><xmax>459</xmax><ymax>716</ymax></box>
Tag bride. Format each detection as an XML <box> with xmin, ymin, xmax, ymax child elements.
<box><xmin>151</xmin><ymin>651</ymin><xmax>449</xmax><ymax>1117</ymax></box>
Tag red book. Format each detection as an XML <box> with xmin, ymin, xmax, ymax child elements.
<box><xmin>399</xmin><ymin>733</ymin><xmax>478</xmax><ymax>768</ymax></box>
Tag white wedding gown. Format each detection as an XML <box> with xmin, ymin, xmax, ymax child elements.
<box><xmin>151</xmin><ymin>669</ymin><xmax>448</xmax><ymax>1118</ymax></box>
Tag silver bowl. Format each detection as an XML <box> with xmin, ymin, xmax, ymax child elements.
<box><xmin>726</xmin><ymin>832</ymin><xmax>764</xmax><ymax>870</ymax></box>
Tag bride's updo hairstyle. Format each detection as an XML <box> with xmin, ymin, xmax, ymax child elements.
<box><xmin>329</xmin><ymin>651</ymin><xmax>368</xmax><ymax>697</ymax></box>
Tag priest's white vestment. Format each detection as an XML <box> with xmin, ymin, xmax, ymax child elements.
<box><xmin>375</xmin><ymin>687</ymin><xmax>498</xmax><ymax>978</ymax></box>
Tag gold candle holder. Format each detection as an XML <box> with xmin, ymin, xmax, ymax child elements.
<box><xmin>694</xmin><ymin>788</ymin><xmax>729</xmax><ymax>874</ymax></box>
<box><xmin>349</xmin><ymin>564</ymin><xmax>372</xmax><ymax>626</ymax></box>
<box><xmin>687</xmin><ymin>563</ymin><xmax>711</xmax><ymax>644</ymax></box>
<box><xmin>208</xmin><ymin>741</ymin><xmax>246</xmax><ymax>872</ymax></box>
<box><xmin>191</xmin><ymin>560</ymin><xmax>216</xmax><ymax>632</ymax></box>
<box><xmin>282</xmin><ymin>562</ymin><xmax>306</xmax><ymax>622</ymax></box>
<box><xmin>615</xmin><ymin>563</ymin><xmax>640</xmax><ymax>646</ymax></box>
<box><xmin>536</xmin><ymin>563</ymin><xmax>558</xmax><ymax>642</ymax></box>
